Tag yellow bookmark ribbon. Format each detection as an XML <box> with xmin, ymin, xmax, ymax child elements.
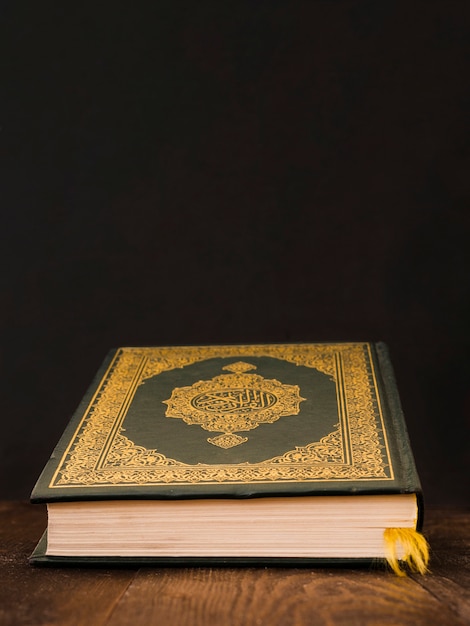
<box><xmin>384</xmin><ymin>528</ymin><xmax>430</xmax><ymax>576</ymax></box>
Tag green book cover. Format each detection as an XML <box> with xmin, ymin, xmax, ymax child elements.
<box><xmin>30</xmin><ymin>342</ymin><xmax>424</xmax><ymax>566</ymax></box>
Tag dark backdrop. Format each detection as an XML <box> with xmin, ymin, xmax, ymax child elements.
<box><xmin>1</xmin><ymin>1</ymin><xmax>469</xmax><ymax>505</ymax></box>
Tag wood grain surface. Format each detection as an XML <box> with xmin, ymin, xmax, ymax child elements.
<box><xmin>1</xmin><ymin>502</ymin><xmax>469</xmax><ymax>626</ymax></box>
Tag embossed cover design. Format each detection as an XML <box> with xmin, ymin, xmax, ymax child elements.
<box><xmin>31</xmin><ymin>343</ymin><xmax>421</xmax><ymax>501</ymax></box>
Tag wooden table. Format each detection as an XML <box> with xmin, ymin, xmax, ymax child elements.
<box><xmin>1</xmin><ymin>502</ymin><xmax>469</xmax><ymax>626</ymax></box>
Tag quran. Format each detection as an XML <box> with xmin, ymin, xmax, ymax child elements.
<box><xmin>30</xmin><ymin>343</ymin><xmax>428</xmax><ymax>574</ymax></box>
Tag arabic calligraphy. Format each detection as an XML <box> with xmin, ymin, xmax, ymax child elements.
<box><xmin>191</xmin><ymin>389</ymin><xmax>278</xmax><ymax>413</ymax></box>
<box><xmin>163</xmin><ymin>362</ymin><xmax>305</xmax><ymax>448</ymax></box>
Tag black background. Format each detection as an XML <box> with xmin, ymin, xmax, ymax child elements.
<box><xmin>1</xmin><ymin>1</ymin><xmax>469</xmax><ymax>505</ymax></box>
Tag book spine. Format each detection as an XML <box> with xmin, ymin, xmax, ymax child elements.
<box><xmin>373</xmin><ymin>342</ymin><xmax>424</xmax><ymax>529</ymax></box>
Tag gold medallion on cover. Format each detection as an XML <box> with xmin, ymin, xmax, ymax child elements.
<box><xmin>163</xmin><ymin>361</ymin><xmax>306</xmax><ymax>448</ymax></box>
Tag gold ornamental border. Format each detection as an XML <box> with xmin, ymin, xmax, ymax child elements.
<box><xmin>51</xmin><ymin>343</ymin><xmax>394</xmax><ymax>487</ymax></box>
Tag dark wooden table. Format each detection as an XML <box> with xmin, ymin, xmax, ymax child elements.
<box><xmin>1</xmin><ymin>502</ymin><xmax>469</xmax><ymax>626</ymax></box>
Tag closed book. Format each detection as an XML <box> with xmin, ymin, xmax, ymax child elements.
<box><xmin>30</xmin><ymin>343</ymin><xmax>427</xmax><ymax>572</ymax></box>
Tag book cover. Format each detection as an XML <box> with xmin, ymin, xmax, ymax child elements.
<box><xmin>30</xmin><ymin>342</ymin><xmax>424</xmax><ymax>567</ymax></box>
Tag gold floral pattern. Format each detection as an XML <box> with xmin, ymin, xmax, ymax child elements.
<box><xmin>51</xmin><ymin>343</ymin><xmax>393</xmax><ymax>488</ymax></box>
